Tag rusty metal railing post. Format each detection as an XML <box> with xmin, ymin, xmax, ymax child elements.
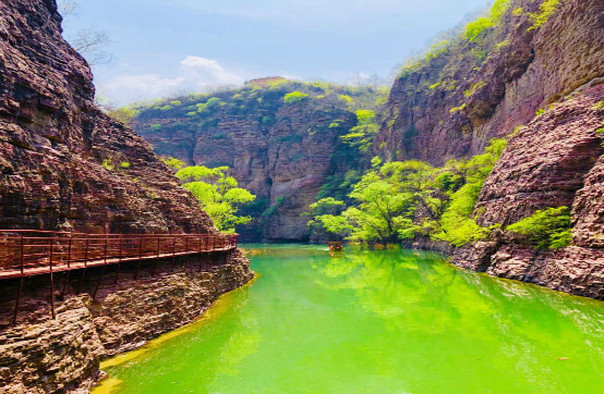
<box><xmin>115</xmin><ymin>235</ymin><xmax>123</xmax><ymax>284</ymax></box>
<box><xmin>92</xmin><ymin>236</ymin><xmax>108</xmax><ymax>300</ymax></box>
<box><xmin>170</xmin><ymin>236</ymin><xmax>176</xmax><ymax>272</ymax></box>
<box><xmin>135</xmin><ymin>238</ymin><xmax>143</xmax><ymax>280</ymax></box>
<box><xmin>49</xmin><ymin>238</ymin><xmax>56</xmax><ymax>319</ymax></box>
<box><xmin>151</xmin><ymin>236</ymin><xmax>160</xmax><ymax>276</ymax></box>
<box><xmin>78</xmin><ymin>238</ymin><xmax>89</xmax><ymax>293</ymax></box>
<box><xmin>61</xmin><ymin>235</ymin><xmax>73</xmax><ymax>298</ymax></box>
<box><xmin>12</xmin><ymin>236</ymin><xmax>25</xmax><ymax>326</ymax></box>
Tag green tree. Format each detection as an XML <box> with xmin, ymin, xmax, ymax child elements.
<box><xmin>307</xmin><ymin>198</ymin><xmax>348</xmax><ymax>242</ymax></box>
<box><xmin>506</xmin><ymin>206</ymin><xmax>571</xmax><ymax>249</ymax></box>
<box><xmin>283</xmin><ymin>91</ymin><xmax>309</xmax><ymax>104</ymax></box>
<box><xmin>341</xmin><ymin>109</ymin><xmax>380</xmax><ymax>153</ymax></box>
<box><xmin>316</xmin><ymin>161</ymin><xmax>439</xmax><ymax>245</ymax></box>
<box><xmin>175</xmin><ymin>166</ymin><xmax>256</xmax><ymax>232</ymax></box>
<box><xmin>434</xmin><ymin>138</ymin><xmax>507</xmax><ymax>246</ymax></box>
<box><xmin>161</xmin><ymin>156</ymin><xmax>186</xmax><ymax>172</ymax></box>
<box><xmin>309</xmin><ymin>138</ymin><xmax>507</xmax><ymax>247</ymax></box>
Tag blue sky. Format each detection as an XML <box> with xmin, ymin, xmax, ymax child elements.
<box><xmin>61</xmin><ymin>0</ymin><xmax>490</xmax><ymax>105</ymax></box>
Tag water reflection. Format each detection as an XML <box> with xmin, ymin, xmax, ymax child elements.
<box><xmin>100</xmin><ymin>245</ymin><xmax>604</xmax><ymax>394</ymax></box>
<box><xmin>312</xmin><ymin>249</ymin><xmax>604</xmax><ymax>392</ymax></box>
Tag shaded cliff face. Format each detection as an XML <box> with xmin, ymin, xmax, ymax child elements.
<box><xmin>377</xmin><ymin>0</ymin><xmax>604</xmax><ymax>297</ymax></box>
<box><xmin>376</xmin><ymin>0</ymin><xmax>604</xmax><ymax>165</ymax></box>
<box><xmin>134</xmin><ymin>80</ymin><xmax>384</xmax><ymax>241</ymax></box>
<box><xmin>0</xmin><ymin>0</ymin><xmax>214</xmax><ymax>233</ymax></box>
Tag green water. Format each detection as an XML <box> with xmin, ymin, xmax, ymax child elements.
<box><xmin>100</xmin><ymin>244</ymin><xmax>604</xmax><ymax>393</ymax></box>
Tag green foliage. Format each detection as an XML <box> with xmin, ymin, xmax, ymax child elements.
<box><xmin>312</xmin><ymin>160</ymin><xmax>439</xmax><ymax>245</ymax></box>
<box><xmin>431</xmin><ymin>140</ymin><xmax>506</xmax><ymax>246</ymax></box>
<box><xmin>450</xmin><ymin>104</ymin><xmax>467</xmax><ymax>114</ymax></box>
<box><xmin>283</xmin><ymin>91</ymin><xmax>309</xmax><ymax>104</ymax></box>
<box><xmin>101</xmin><ymin>158</ymin><xmax>114</xmax><ymax>171</ymax></box>
<box><xmin>463</xmin><ymin>81</ymin><xmax>487</xmax><ymax>97</ymax></box>
<box><xmin>338</xmin><ymin>95</ymin><xmax>354</xmax><ymax>106</ymax></box>
<box><xmin>506</xmin><ymin>207</ymin><xmax>572</xmax><ymax>249</ymax></box>
<box><xmin>175</xmin><ymin>165</ymin><xmax>256</xmax><ymax>232</ymax></box>
<box><xmin>161</xmin><ymin>156</ymin><xmax>186</xmax><ymax>171</ymax></box>
<box><xmin>309</xmin><ymin>138</ymin><xmax>508</xmax><ymax>247</ymax></box>
<box><xmin>119</xmin><ymin>161</ymin><xmax>131</xmax><ymax>169</ymax></box>
<box><xmin>464</xmin><ymin>0</ymin><xmax>510</xmax><ymax>42</ymax></box>
<box><xmin>399</xmin><ymin>40</ymin><xmax>451</xmax><ymax>79</ymax></box>
<box><xmin>262</xmin><ymin>197</ymin><xmax>286</xmax><ymax>218</ymax></box>
<box><xmin>196</xmin><ymin>97</ymin><xmax>225</xmax><ymax>114</ymax></box>
<box><xmin>592</xmin><ymin>101</ymin><xmax>604</xmax><ymax>111</ymax></box>
<box><xmin>307</xmin><ymin>198</ymin><xmax>349</xmax><ymax>241</ymax></box>
<box><xmin>528</xmin><ymin>0</ymin><xmax>560</xmax><ymax>31</ymax></box>
<box><xmin>536</xmin><ymin>108</ymin><xmax>546</xmax><ymax>116</ymax></box>
<box><xmin>465</xmin><ymin>17</ymin><xmax>494</xmax><ymax>43</ymax></box>
<box><xmin>107</xmin><ymin>106</ymin><xmax>140</xmax><ymax>125</ymax></box>
<box><xmin>341</xmin><ymin>110</ymin><xmax>379</xmax><ymax>153</ymax></box>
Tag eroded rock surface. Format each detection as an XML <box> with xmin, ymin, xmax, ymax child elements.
<box><xmin>0</xmin><ymin>0</ymin><xmax>213</xmax><ymax>233</ymax></box>
<box><xmin>0</xmin><ymin>252</ymin><xmax>253</xmax><ymax>393</ymax></box>
<box><xmin>134</xmin><ymin>81</ymin><xmax>381</xmax><ymax>241</ymax></box>
<box><xmin>377</xmin><ymin>0</ymin><xmax>604</xmax><ymax>297</ymax></box>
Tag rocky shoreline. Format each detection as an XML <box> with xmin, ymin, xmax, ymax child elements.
<box><xmin>0</xmin><ymin>251</ymin><xmax>254</xmax><ymax>393</ymax></box>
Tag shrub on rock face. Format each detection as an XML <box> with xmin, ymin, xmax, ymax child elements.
<box><xmin>506</xmin><ymin>206</ymin><xmax>572</xmax><ymax>249</ymax></box>
<box><xmin>283</xmin><ymin>91</ymin><xmax>309</xmax><ymax>104</ymax></box>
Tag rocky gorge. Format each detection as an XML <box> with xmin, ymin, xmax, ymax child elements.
<box><xmin>0</xmin><ymin>0</ymin><xmax>253</xmax><ymax>392</ymax></box>
<box><xmin>132</xmin><ymin>79</ymin><xmax>385</xmax><ymax>241</ymax></box>
<box><xmin>132</xmin><ymin>0</ymin><xmax>604</xmax><ymax>299</ymax></box>
<box><xmin>0</xmin><ymin>0</ymin><xmax>603</xmax><ymax>391</ymax></box>
<box><xmin>376</xmin><ymin>0</ymin><xmax>604</xmax><ymax>298</ymax></box>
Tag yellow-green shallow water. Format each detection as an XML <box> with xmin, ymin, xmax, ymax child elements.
<box><xmin>95</xmin><ymin>244</ymin><xmax>604</xmax><ymax>393</ymax></box>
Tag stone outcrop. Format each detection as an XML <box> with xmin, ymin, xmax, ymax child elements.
<box><xmin>375</xmin><ymin>0</ymin><xmax>604</xmax><ymax>165</ymax></box>
<box><xmin>0</xmin><ymin>252</ymin><xmax>253</xmax><ymax>393</ymax></box>
<box><xmin>452</xmin><ymin>85</ymin><xmax>604</xmax><ymax>298</ymax></box>
<box><xmin>0</xmin><ymin>0</ymin><xmax>214</xmax><ymax>233</ymax></box>
<box><xmin>134</xmin><ymin>81</ymin><xmax>381</xmax><ymax>241</ymax></box>
<box><xmin>0</xmin><ymin>1</ymin><xmax>254</xmax><ymax>393</ymax></box>
<box><xmin>377</xmin><ymin>0</ymin><xmax>604</xmax><ymax>297</ymax></box>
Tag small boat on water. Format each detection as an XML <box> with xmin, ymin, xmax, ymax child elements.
<box><xmin>328</xmin><ymin>241</ymin><xmax>344</xmax><ymax>251</ymax></box>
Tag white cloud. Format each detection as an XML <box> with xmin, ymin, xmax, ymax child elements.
<box><xmin>98</xmin><ymin>56</ymin><xmax>244</xmax><ymax>106</ymax></box>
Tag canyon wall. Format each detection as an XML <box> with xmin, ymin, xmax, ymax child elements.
<box><xmin>0</xmin><ymin>1</ymin><xmax>255</xmax><ymax>392</ymax></box>
<box><xmin>134</xmin><ymin>81</ymin><xmax>382</xmax><ymax>241</ymax></box>
<box><xmin>0</xmin><ymin>0</ymin><xmax>214</xmax><ymax>234</ymax></box>
<box><xmin>378</xmin><ymin>0</ymin><xmax>604</xmax><ymax>298</ymax></box>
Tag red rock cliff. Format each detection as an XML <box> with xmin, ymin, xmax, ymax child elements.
<box><xmin>377</xmin><ymin>0</ymin><xmax>604</xmax><ymax>298</ymax></box>
<box><xmin>0</xmin><ymin>0</ymin><xmax>214</xmax><ymax>234</ymax></box>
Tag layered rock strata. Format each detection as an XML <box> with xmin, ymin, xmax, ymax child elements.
<box><xmin>0</xmin><ymin>0</ymin><xmax>213</xmax><ymax>233</ymax></box>
<box><xmin>0</xmin><ymin>252</ymin><xmax>253</xmax><ymax>393</ymax></box>
<box><xmin>377</xmin><ymin>0</ymin><xmax>604</xmax><ymax>297</ymax></box>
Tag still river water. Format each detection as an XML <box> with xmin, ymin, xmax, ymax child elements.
<box><xmin>95</xmin><ymin>244</ymin><xmax>604</xmax><ymax>393</ymax></box>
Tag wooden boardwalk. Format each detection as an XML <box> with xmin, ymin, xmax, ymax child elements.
<box><xmin>0</xmin><ymin>230</ymin><xmax>239</xmax><ymax>324</ymax></box>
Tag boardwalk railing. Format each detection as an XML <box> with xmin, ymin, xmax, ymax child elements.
<box><xmin>0</xmin><ymin>230</ymin><xmax>239</xmax><ymax>325</ymax></box>
<box><xmin>0</xmin><ymin>230</ymin><xmax>238</xmax><ymax>279</ymax></box>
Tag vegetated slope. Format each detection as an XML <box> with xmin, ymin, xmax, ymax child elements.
<box><xmin>377</xmin><ymin>0</ymin><xmax>604</xmax><ymax>298</ymax></box>
<box><xmin>0</xmin><ymin>0</ymin><xmax>214</xmax><ymax>233</ymax></box>
<box><xmin>133</xmin><ymin>78</ymin><xmax>386</xmax><ymax>241</ymax></box>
